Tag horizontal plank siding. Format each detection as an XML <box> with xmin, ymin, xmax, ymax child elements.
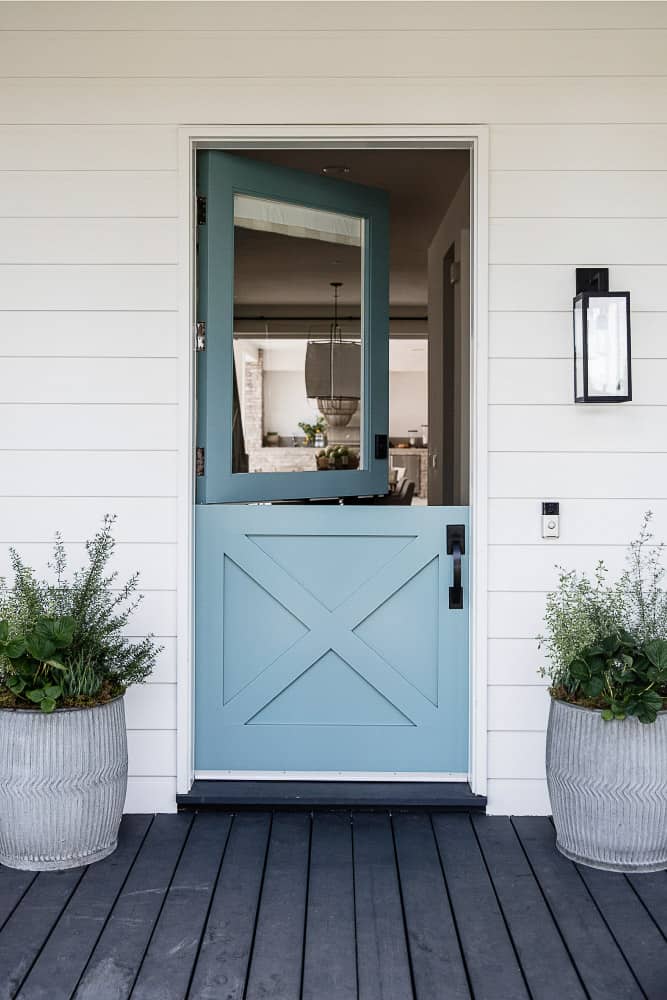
<box><xmin>0</xmin><ymin>170</ymin><xmax>177</xmax><ymax>217</ymax></box>
<box><xmin>489</xmin><ymin>498</ymin><xmax>667</xmax><ymax>546</ymax></box>
<box><xmin>3</xmin><ymin>3</ymin><xmax>667</xmax><ymax>32</ymax></box>
<box><xmin>491</xmin><ymin>265</ymin><xmax>667</xmax><ymax>313</ymax></box>
<box><xmin>490</xmin><ymin>452</ymin><xmax>667</xmax><ymax>499</ymax></box>
<box><xmin>0</xmin><ymin>126</ymin><xmax>177</xmax><ymax>170</ymax></box>
<box><xmin>490</xmin><ymin>219</ymin><xmax>667</xmax><ymax>265</ymax></box>
<box><xmin>0</xmin><ymin>358</ymin><xmax>178</xmax><ymax>403</ymax></box>
<box><xmin>0</xmin><ymin>497</ymin><xmax>178</xmax><ymax>542</ymax></box>
<box><xmin>0</xmin><ymin>311</ymin><xmax>179</xmax><ymax>357</ymax></box>
<box><xmin>489</xmin><ymin>405</ymin><xmax>667</xmax><ymax>451</ymax></box>
<box><xmin>127</xmin><ymin>731</ymin><xmax>177</xmax><ymax>777</ymax></box>
<box><xmin>0</xmin><ymin>265</ymin><xmax>178</xmax><ymax>310</ymax></box>
<box><xmin>4</xmin><ymin>29</ymin><xmax>667</xmax><ymax>79</ymax></box>
<box><xmin>491</xmin><ymin>170</ymin><xmax>667</xmax><ymax>219</ymax></box>
<box><xmin>0</xmin><ymin>219</ymin><xmax>177</xmax><ymax>264</ymax></box>
<box><xmin>489</xmin><ymin>311</ymin><xmax>667</xmax><ymax>360</ymax></box>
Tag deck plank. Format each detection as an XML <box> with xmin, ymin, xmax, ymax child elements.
<box><xmin>15</xmin><ymin>814</ymin><xmax>151</xmax><ymax>1000</ymax></box>
<box><xmin>576</xmin><ymin>863</ymin><xmax>667</xmax><ymax>1000</ymax></box>
<box><xmin>187</xmin><ymin>811</ymin><xmax>272</xmax><ymax>1000</ymax></box>
<box><xmin>0</xmin><ymin>869</ymin><xmax>36</xmax><ymax>932</ymax></box>
<box><xmin>301</xmin><ymin>812</ymin><xmax>357</xmax><ymax>1000</ymax></box>
<box><xmin>471</xmin><ymin>815</ymin><xmax>586</xmax><ymax>1000</ymax></box>
<box><xmin>0</xmin><ymin>866</ymin><xmax>84</xmax><ymax>1000</ymax></box>
<box><xmin>392</xmin><ymin>813</ymin><xmax>469</xmax><ymax>1000</ymax></box>
<box><xmin>131</xmin><ymin>812</ymin><xmax>232</xmax><ymax>1000</ymax></box>
<box><xmin>512</xmin><ymin>817</ymin><xmax>644</xmax><ymax>1000</ymax></box>
<box><xmin>245</xmin><ymin>812</ymin><xmax>311</xmax><ymax>1000</ymax></box>
<box><xmin>352</xmin><ymin>812</ymin><xmax>413</xmax><ymax>1000</ymax></box>
<box><xmin>73</xmin><ymin>812</ymin><xmax>193</xmax><ymax>1000</ymax></box>
<box><xmin>432</xmin><ymin>814</ymin><xmax>529</xmax><ymax>1000</ymax></box>
<box><xmin>627</xmin><ymin>872</ymin><xmax>667</xmax><ymax>939</ymax></box>
<box><xmin>0</xmin><ymin>809</ymin><xmax>662</xmax><ymax>1000</ymax></box>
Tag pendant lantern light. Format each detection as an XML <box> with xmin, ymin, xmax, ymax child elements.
<box><xmin>305</xmin><ymin>282</ymin><xmax>361</xmax><ymax>427</ymax></box>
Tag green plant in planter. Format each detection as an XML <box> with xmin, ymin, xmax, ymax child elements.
<box><xmin>0</xmin><ymin>615</ymin><xmax>76</xmax><ymax>712</ymax></box>
<box><xmin>0</xmin><ymin>515</ymin><xmax>160</xmax><ymax>713</ymax></box>
<box><xmin>567</xmin><ymin>633</ymin><xmax>667</xmax><ymax>723</ymax></box>
<box><xmin>540</xmin><ymin>513</ymin><xmax>667</xmax><ymax>723</ymax></box>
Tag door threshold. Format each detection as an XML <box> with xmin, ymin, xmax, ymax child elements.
<box><xmin>177</xmin><ymin>779</ymin><xmax>486</xmax><ymax>812</ymax></box>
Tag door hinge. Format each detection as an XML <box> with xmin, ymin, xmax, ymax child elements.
<box><xmin>195</xmin><ymin>321</ymin><xmax>206</xmax><ymax>351</ymax></box>
<box><xmin>197</xmin><ymin>195</ymin><xmax>207</xmax><ymax>226</ymax></box>
<box><xmin>196</xmin><ymin>447</ymin><xmax>205</xmax><ymax>477</ymax></box>
<box><xmin>449</xmin><ymin>260</ymin><xmax>461</xmax><ymax>285</ymax></box>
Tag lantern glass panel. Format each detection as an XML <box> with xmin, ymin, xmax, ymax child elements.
<box><xmin>574</xmin><ymin>297</ymin><xmax>585</xmax><ymax>400</ymax></box>
<box><xmin>586</xmin><ymin>295</ymin><xmax>629</xmax><ymax>399</ymax></box>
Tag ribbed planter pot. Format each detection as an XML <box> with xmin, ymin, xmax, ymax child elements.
<box><xmin>546</xmin><ymin>698</ymin><xmax>667</xmax><ymax>873</ymax></box>
<box><xmin>0</xmin><ymin>696</ymin><xmax>127</xmax><ymax>871</ymax></box>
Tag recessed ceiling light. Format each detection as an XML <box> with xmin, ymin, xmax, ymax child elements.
<box><xmin>321</xmin><ymin>165</ymin><xmax>351</xmax><ymax>176</ymax></box>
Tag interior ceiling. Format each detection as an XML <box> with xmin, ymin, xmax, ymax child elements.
<box><xmin>232</xmin><ymin>149</ymin><xmax>469</xmax><ymax>309</ymax></box>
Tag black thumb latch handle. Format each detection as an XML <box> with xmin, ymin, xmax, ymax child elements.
<box><xmin>446</xmin><ymin>524</ymin><xmax>465</xmax><ymax>610</ymax></box>
<box><xmin>449</xmin><ymin>541</ymin><xmax>463</xmax><ymax>610</ymax></box>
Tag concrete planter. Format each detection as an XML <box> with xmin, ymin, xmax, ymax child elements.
<box><xmin>546</xmin><ymin>698</ymin><xmax>667</xmax><ymax>873</ymax></box>
<box><xmin>0</xmin><ymin>696</ymin><xmax>127</xmax><ymax>871</ymax></box>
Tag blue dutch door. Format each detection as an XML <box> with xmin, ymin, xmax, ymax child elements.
<box><xmin>195</xmin><ymin>151</ymin><xmax>469</xmax><ymax>775</ymax></box>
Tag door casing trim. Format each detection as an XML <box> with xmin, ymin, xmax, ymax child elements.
<box><xmin>176</xmin><ymin>124</ymin><xmax>490</xmax><ymax>798</ymax></box>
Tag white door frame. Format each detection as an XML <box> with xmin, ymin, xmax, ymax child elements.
<box><xmin>176</xmin><ymin>124</ymin><xmax>490</xmax><ymax>798</ymax></box>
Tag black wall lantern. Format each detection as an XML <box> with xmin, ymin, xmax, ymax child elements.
<box><xmin>573</xmin><ymin>268</ymin><xmax>632</xmax><ymax>402</ymax></box>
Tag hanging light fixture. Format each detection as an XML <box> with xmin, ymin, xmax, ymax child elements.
<box><xmin>305</xmin><ymin>281</ymin><xmax>361</xmax><ymax>427</ymax></box>
<box><xmin>573</xmin><ymin>268</ymin><xmax>632</xmax><ymax>403</ymax></box>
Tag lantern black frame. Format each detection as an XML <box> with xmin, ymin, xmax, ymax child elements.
<box><xmin>573</xmin><ymin>286</ymin><xmax>632</xmax><ymax>404</ymax></box>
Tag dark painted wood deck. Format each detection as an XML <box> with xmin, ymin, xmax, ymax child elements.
<box><xmin>1</xmin><ymin>812</ymin><xmax>665</xmax><ymax>1000</ymax></box>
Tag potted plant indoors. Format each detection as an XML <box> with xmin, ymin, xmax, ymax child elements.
<box><xmin>0</xmin><ymin>516</ymin><xmax>159</xmax><ymax>871</ymax></box>
<box><xmin>540</xmin><ymin>514</ymin><xmax>667</xmax><ymax>872</ymax></box>
<box><xmin>298</xmin><ymin>418</ymin><xmax>326</xmax><ymax>448</ymax></box>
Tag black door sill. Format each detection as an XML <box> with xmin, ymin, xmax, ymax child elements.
<box><xmin>177</xmin><ymin>780</ymin><xmax>486</xmax><ymax>812</ymax></box>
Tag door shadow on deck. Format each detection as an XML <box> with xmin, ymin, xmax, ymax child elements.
<box><xmin>1</xmin><ymin>812</ymin><xmax>664</xmax><ymax>999</ymax></box>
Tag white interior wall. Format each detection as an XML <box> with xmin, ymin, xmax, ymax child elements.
<box><xmin>2</xmin><ymin>2</ymin><xmax>667</xmax><ymax>814</ymax></box>
<box><xmin>388</xmin><ymin>372</ymin><xmax>428</xmax><ymax>440</ymax></box>
<box><xmin>263</xmin><ymin>370</ymin><xmax>427</xmax><ymax>439</ymax></box>
<box><xmin>263</xmin><ymin>371</ymin><xmax>321</xmax><ymax>437</ymax></box>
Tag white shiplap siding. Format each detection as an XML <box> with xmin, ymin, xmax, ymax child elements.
<box><xmin>1</xmin><ymin>2</ymin><xmax>666</xmax><ymax>814</ymax></box>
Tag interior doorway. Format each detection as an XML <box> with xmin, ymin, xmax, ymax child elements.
<box><xmin>193</xmin><ymin>145</ymin><xmax>473</xmax><ymax>781</ymax></box>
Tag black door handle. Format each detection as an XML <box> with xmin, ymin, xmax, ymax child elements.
<box><xmin>447</xmin><ymin>524</ymin><xmax>465</xmax><ymax>610</ymax></box>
